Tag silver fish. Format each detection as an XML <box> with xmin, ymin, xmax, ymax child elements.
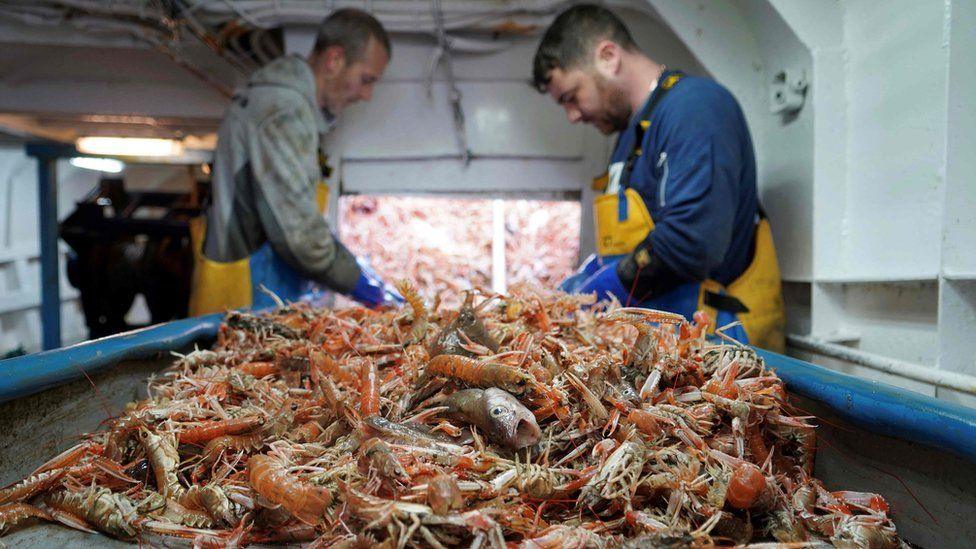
<box><xmin>364</xmin><ymin>416</ymin><xmax>465</xmax><ymax>452</ymax></box>
<box><xmin>443</xmin><ymin>388</ymin><xmax>542</xmax><ymax>449</ymax></box>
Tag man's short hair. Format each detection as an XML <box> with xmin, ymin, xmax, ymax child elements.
<box><xmin>532</xmin><ymin>4</ymin><xmax>637</xmax><ymax>92</ymax></box>
<box><xmin>313</xmin><ymin>8</ymin><xmax>391</xmax><ymax>62</ymax></box>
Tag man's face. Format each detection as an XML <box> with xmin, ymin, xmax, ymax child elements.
<box><xmin>546</xmin><ymin>66</ymin><xmax>631</xmax><ymax>135</ymax></box>
<box><xmin>317</xmin><ymin>37</ymin><xmax>389</xmax><ymax>115</ymax></box>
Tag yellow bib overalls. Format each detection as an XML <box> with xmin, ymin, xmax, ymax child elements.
<box><xmin>594</xmin><ymin>73</ymin><xmax>785</xmax><ymax>351</ymax></box>
<box><xmin>188</xmin><ymin>180</ymin><xmax>331</xmax><ymax>317</ymax></box>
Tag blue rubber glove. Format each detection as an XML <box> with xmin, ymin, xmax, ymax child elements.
<box><xmin>350</xmin><ymin>259</ymin><xmax>404</xmax><ymax>308</ymax></box>
<box><xmin>576</xmin><ymin>258</ymin><xmax>634</xmax><ymax>304</ymax></box>
<box><xmin>559</xmin><ymin>253</ymin><xmax>604</xmax><ymax>293</ymax></box>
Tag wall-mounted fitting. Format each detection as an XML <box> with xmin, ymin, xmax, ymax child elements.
<box><xmin>769</xmin><ymin>69</ymin><xmax>808</xmax><ymax>114</ymax></box>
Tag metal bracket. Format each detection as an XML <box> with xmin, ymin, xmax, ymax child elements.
<box><xmin>769</xmin><ymin>69</ymin><xmax>808</xmax><ymax>114</ymax></box>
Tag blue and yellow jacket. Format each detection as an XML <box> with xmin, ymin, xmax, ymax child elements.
<box><xmin>596</xmin><ymin>70</ymin><xmax>785</xmax><ymax>351</ymax></box>
<box><xmin>608</xmin><ymin>71</ymin><xmax>757</xmax><ymax>285</ymax></box>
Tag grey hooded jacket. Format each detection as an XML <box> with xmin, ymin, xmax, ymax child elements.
<box><xmin>203</xmin><ymin>54</ymin><xmax>360</xmax><ymax>293</ymax></box>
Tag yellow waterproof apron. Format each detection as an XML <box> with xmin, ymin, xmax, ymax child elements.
<box><xmin>593</xmin><ymin>73</ymin><xmax>785</xmax><ymax>351</ymax></box>
<box><xmin>188</xmin><ymin>178</ymin><xmax>331</xmax><ymax>317</ymax></box>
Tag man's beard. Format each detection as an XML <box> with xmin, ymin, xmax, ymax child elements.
<box><xmin>594</xmin><ymin>74</ymin><xmax>632</xmax><ymax>134</ymax></box>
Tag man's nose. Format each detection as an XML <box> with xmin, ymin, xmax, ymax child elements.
<box><xmin>360</xmin><ymin>85</ymin><xmax>374</xmax><ymax>102</ymax></box>
<box><xmin>565</xmin><ymin>107</ymin><xmax>582</xmax><ymax>124</ymax></box>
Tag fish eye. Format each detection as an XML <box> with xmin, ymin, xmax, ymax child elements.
<box><xmin>490</xmin><ymin>406</ymin><xmax>506</xmax><ymax>417</ymax></box>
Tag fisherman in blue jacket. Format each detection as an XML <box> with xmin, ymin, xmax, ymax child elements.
<box><xmin>533</xmin><ymin>4</ymin><xmax>784</xmax><ymax>351</ymax></box>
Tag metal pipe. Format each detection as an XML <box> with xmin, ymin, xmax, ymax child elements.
<box><xmin>787</xmin><ymin>333</ymin><xmax>976</xmax><ymax>396</ymax></box>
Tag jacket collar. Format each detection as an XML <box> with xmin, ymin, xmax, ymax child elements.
<box><xmin>249</xmin><ymin>54</ymin><xmax>336</xmax><ymax>135</ymax></box>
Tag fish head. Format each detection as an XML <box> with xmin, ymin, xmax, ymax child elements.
<box><xmin>482</xmin><ymin>388</ymin><xmax>542</xmax><ymax>449</ymax></box>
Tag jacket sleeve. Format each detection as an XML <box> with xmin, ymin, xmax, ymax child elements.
<box><xmin>633</xmin><ymin>88</ymin><xmax>741</xmax><ymax>283</ymax></box>
<box><xmin>248</xmin><ymin>103</ymin><xmax>361</xmax><ymax>293</ymax></box>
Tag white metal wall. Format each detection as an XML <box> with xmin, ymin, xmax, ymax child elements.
<box><xmin>818</xmin><ymin>0</ymin><xmax>972</xmax><ymax>403</ymax></box>
<box><xmin>607</xmin><ymin>0</ymin><xmax>976</xmax><ymax>405</ymax></box>
<box><xmin>0</xmin><ymin>146</ymin><xmax>93</xmax><ymax>353</ymax></box>
<box><xmin>936</xmin><ymin>0</ymin><xmax>976</xmax><ymax>406</ymax></box>
<box><xmin>0</xmin><ymin>147</ymin><xmax>201</xmax><ymax>354</ymax></box>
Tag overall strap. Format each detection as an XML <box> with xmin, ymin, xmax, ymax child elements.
<box><xmin>620</xmin><ymin>71</ymin><xmax>685</xmax><ymax>186</ymax></box>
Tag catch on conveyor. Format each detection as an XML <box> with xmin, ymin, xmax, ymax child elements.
<box><xmin>0</xmin><ymin>284</ymin><xmax>904</xmax><ymax>547</ymax></box>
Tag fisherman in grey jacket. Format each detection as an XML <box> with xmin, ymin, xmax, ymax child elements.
<box><xmin>190</xmin><ymin>9</ymin><xmax>401</xmax><ymax>315</ymax></box>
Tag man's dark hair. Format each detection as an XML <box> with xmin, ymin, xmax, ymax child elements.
<box><xmin>313</xmin><ymin>8</ymin><xmax>391</xmax><ymax>61</ymax></box>
<box><xmin>532</xmin><ymin>4</ymin><xmax>637</xmax><ymax>92</ymax></box>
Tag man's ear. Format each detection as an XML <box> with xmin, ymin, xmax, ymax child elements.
<box><xmin>322</xmin><ymin>45</ymin><xmax>347</xmax><ymax>74</ymax></box>
<box><xmin>593</xmin><ymin>39</ymin><xmax>622</xmax><ymax>78</ymax></box>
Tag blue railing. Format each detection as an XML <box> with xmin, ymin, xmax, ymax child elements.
<box><xmin>0</xmin><ymin>314</ymin><xmax>222</xmax><ymax>403</ymax></box>
<box><xmin>756</xmin><ymin>349</ymin><xmax>976</xmax><ymax>463</ymax></box>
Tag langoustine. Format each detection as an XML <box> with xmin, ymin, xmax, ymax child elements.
<box><xmin>0</xmin><ymin>284</ymin><xmax>903</xmax><ymax>547</ymax></box>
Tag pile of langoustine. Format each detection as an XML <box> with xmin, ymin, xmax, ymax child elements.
<box><xmin>340</xmin><ymin>196</ymin><xmax>580</xmax><ymax>303</ymax></box>
<box><xmin>0</xmin><ymin>284</ymin><xmax>902</xmax><ymax>547</ymax></box>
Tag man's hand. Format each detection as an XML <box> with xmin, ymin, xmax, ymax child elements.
<box><xmin>350</xmin><ymin>257</ymin><xmax>404</xmax><ymax>308</ymax></box>
<box><xmin>575</xmin><ymin>258</ymin><xmax>635</xmax><ymax>304</ymax></box>
<box><xmin>559</xmin><ymin>253</ymin><xmax>604</xmax><ymax>293</ymax></box>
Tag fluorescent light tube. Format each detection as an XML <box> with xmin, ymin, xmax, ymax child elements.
<box><xmin>69</xmin><ymin>156</ymin><xmax>125</xmax><ymax>173</ymax></box>
<box><xmin>76</xmin><ymin>137</ymin><xmax>183</xmax><ymax>157</ymax></box>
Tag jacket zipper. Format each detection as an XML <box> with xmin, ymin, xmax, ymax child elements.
<box><xmin>657</xmin><ymin>152</ymin><xmax>669</xmax><ymax>207</ymax></box>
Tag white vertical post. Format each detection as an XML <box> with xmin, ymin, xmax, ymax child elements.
<box><xmin>491</xmin><ymin>199</ymin><xmax>506</xmax><ymax>295</ymax></box>
<box><xmin>938</xmin><ymin>0</ymin><xmax>976</xmax><ymax>391</ymax></box>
